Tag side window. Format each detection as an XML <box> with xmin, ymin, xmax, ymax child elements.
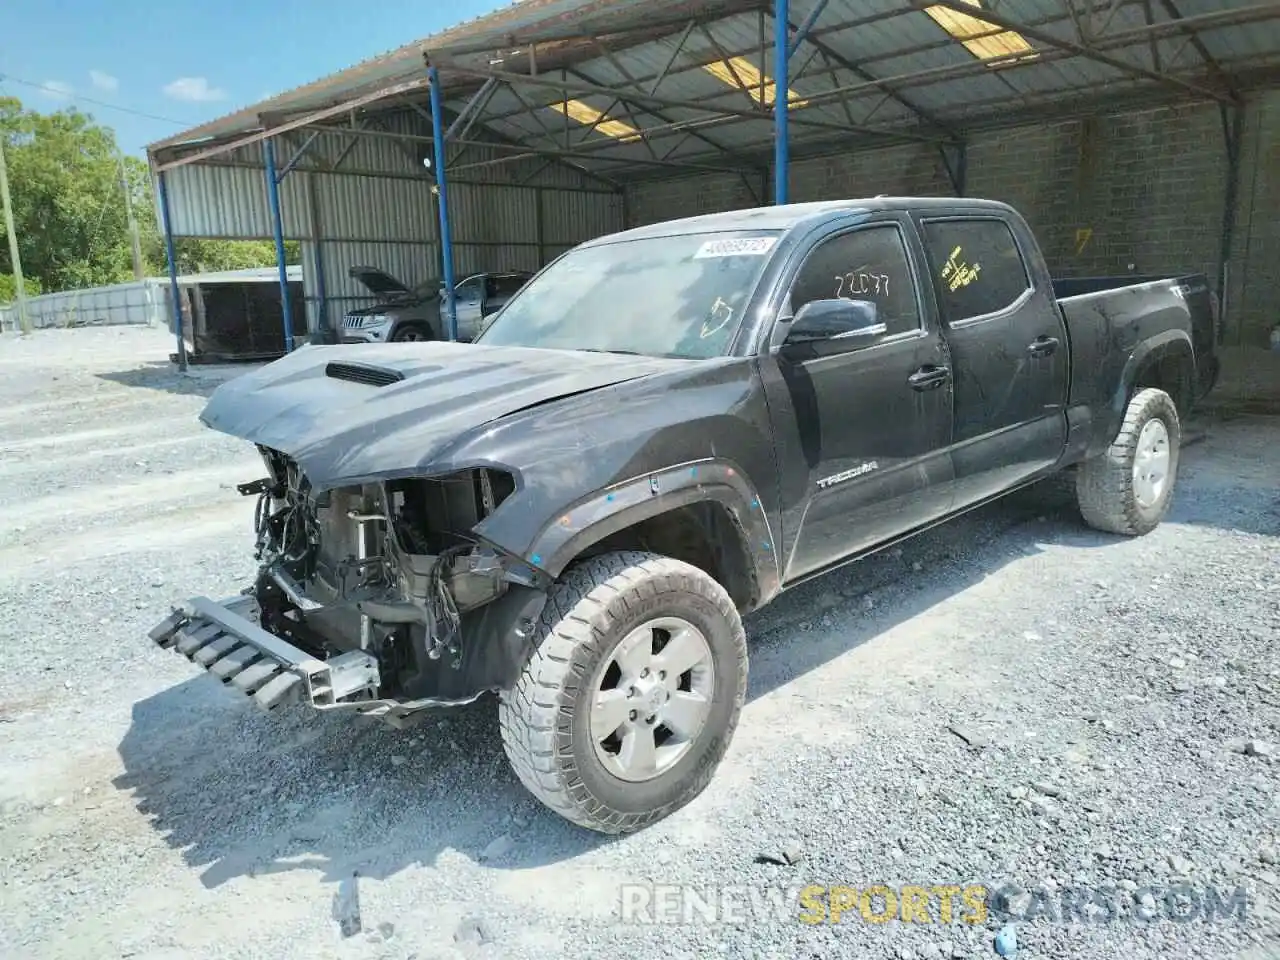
<box><xmin>922</xmin><ymin>218</ymin><xmax>1031</xmax><ymax>323</ymax></box>
<box><xmin>455</xmin><ymin>277</ymin><xmax>482</xmax><ymax>302</ymax></box>
<box><xmin>491</xmin><ymin>275</ymin><xmax>527</xmax><ymax>298</ymax></box>
<box><xmin>790</xmin><ymin>224</ymin><xmax>920</xmax><ymax>338</ymax></box>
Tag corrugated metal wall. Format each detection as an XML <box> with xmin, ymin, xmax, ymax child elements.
<box><xmin>0</xmin><ymin>279</ymin><xmax>169</xmax><ymax>332</ymax></box>
<box><xmin>159</xmin><ymin>112</ymin><xmax>625</xmax><ymax>333</ymax></box>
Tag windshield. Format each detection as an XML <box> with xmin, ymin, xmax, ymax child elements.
<box><xmin>474</xmin><ymin>231</ymin><xmax>781</xmax><ymax>359</ymax></box>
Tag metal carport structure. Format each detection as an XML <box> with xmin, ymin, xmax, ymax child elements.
<box><xmin>146</xmin><ymin>0</ymin><xmax>1280</xmax><ymax>369</ymax></box>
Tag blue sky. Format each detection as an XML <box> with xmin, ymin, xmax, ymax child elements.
<box><xmin>1</xmin><ymin>0</ymin><xmax>509</xmax><ymax>156</ymax></box>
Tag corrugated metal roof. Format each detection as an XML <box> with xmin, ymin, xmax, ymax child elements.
<box><xmin>148</xmin><ymin>0</ymin><xmax>1280</xmax><ymax>178</ymax></box>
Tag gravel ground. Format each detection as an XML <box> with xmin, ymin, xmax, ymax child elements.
<box><xmin>1</xmin><ymin>326</ymin><xmax>1277</xmax><ymax>960</ymax></box>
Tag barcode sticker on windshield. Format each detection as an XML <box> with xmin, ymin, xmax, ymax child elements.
<box><xmin>693</xmin><ymin>237</ymin><xmax>778</xmax><ymax>259</ymax></box>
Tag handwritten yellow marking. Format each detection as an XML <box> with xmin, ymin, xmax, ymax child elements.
<box><xmin>940</xmin><ymin>245</ymin><xmax>981</xmax><ymax>292</ymax></box>
<box><xmin>1075</xmin><ymin>227</ymin><xmax>1093</xmax><ymax>255</ymax></box>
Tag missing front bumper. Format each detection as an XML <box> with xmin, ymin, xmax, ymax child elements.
<box><xmin>148</xmin><ymin>594</ymin><xmax>381</xmax><ymax>713</ymax></box>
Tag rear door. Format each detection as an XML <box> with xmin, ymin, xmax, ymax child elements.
<box><xmin>761</xmin><ymin>213</ymin><xmax>955</xmax><ymax>582</ymax></box>
<box><xmin>916</xmin><ymin>212</ymin><xmax>1069</xmax><ymax>507</ymax></box>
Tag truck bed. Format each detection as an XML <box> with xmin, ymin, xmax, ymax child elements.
<box><xmin>1053</xmin><ymin>272</ymin><xmax>1220</xmax><ymax>404</ymax></box>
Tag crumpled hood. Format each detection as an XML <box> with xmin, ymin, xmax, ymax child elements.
<box><xmin>199</xmin><ymin>341</ymin><xmax>691</xmax><ymax>490</ymax></box>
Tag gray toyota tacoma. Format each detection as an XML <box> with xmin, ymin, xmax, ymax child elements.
<box><xmin>149</xmin><ymin>197</ymin><xmax>1218</xmax><ymax>834</ymax></box>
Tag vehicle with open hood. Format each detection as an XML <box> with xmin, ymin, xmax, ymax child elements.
<box><xmin>340</xmin><ymin>266</ymin><xmax>531</xmax><ymax>343</ymax></box>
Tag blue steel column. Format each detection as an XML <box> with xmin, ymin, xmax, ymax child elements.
<box><xmin>428</xmin><ymin>64</ymin><xmax>458</xmax><ymax>341</ymax></box>
<box><xmin>774</xmin><ymin>0</ymin><xmax>790</xmax><ymax>205</ymax></box>
<box><xmin>263</xmin><ymin>139</ymin><xmax>295</xmax><ymax>353</ymax></box>
<box><xmin>156</xmin><ymin>170</ymin><xmax>188</xmax><ymax>370</ymax></box>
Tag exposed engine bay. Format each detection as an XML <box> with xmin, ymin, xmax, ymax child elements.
<box><xmin>239</xmin><ymin>445</ymin><xmax>545</xmax><ymax>706</ymax></box>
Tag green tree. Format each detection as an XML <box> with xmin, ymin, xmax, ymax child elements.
<box><xmin>168</xmin><ymin>237</ymin><xmax>301</xmax><ymax>276</ymax></box>
<box><xmin>0</xmin><ymin>97</ymin><xmax>138</xmax><ymax>291</ymax></box>
<box><xmin>1</xmin><ymin>97</ymin><xmax>300</xmax><ymax>299</ymax></box>
<box><xmin>0</xmin><ymin>273</ymin><xmax>40</xmax><ymax>301</ymax></box>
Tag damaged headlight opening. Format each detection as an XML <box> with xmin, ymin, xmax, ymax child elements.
<box><xmin>243</xmin><ymin>445</ymin><xmax>532</xmax><ymax>700</ymax></box>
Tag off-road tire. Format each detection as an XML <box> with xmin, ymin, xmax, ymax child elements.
<box><xmin>498</xmin><ymin>551</ymin><xmax>747</xmax><ymax>834</ymax></box>
<box><xmin>390</xmin><ymin>322</ymin><xmax>432</xmax><ymax>342</ymax></box>
<box><xmin>1076</xmin><ymin>387</ymin><xmax>1181</xmax><ymax>536</ymax></box>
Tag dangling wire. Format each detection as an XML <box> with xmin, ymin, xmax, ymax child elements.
<box><xmin>426</xmin><ymin>543</ymin><xmax>470</xmax><ymax>666</ymax></box>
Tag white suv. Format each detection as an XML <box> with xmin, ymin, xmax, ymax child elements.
<box><xmin>340</xmin><ymin>268</ymin><xmax>532</xmax><ymax>344</ymax></box>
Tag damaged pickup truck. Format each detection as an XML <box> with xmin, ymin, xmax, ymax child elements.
<box><xmin>149</xmin><ymin>197</ymin><xmax>1218</xmax><ymax>834</ymax></box>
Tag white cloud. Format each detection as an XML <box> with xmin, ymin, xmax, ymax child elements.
<box><xmin>162</xmin><ymin>76</ymin><xmax>227</xmax><ymax>102</ymax></box>
<box><xmin>40</xmin><ymin>80</ymin><xmax>74</xmax><ymax>100</ymax></box>
<box><xmin>89</xmin><ymin>70</ymin><xmax>119</xmax><ymax>93</ymax></box>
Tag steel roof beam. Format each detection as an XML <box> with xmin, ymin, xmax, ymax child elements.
<box><xmin>491</xmin><ymin>76</ymin><xmax>628</xmax><ymax>186</ymax></box>
<box><xmin>1156</xmin><ymin>0</ymin><xmax>1238</xmax><ymax>99</ymax></box>
<box><xmin>153</xmin><ymin>77</ymin><xmax>431</xmax><ymax>172</ymax></box>
<box><xmin>443</xmin><ymin>136</ymin><xmax>751</xmax><ymax>176</ymax></box>
<box><xmin>650</xmin><ymin>20</ymin><xmax>699</xmax><ymax>96</ymax></box>
<box><xmin>781</xmin><ymin>12</ymin><xmax>958</xmax><ymax>141</ymax></box>
<box><xmin>459</xmin><ymin>2</ymin><xmax>1151</xmax><ymax>130</ymax></box>
<box><xmin>573</xmin><ymin>43</ymin><xmax>766</xmax><ymax>171</ymax></box>
<box><xmin>433</xmin><ymin>60</ymin><xmax>952</xmax><ymax>145</ymax></box>
<box><xmin>788</xmin><ymin>0</ymin><xmax>831</xmax><ymax>59</ymax></box>
<box><xmin>725</xmin><ymin>4</ymin><xmax>1276</xmax><ymax>119</ymax></box>
<box><xmin>916</xmin><ymin>0</ymin><xmax>1238</xmax><ymax>105</ymax></box>
<box><xmin>445</xmin><ymin>77</ymin><xmax>500</xmax><ymax>140</ymax></box>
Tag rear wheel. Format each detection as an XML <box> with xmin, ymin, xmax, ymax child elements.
<box><xmin>1076</xmin><ymin>387</ymin><xmax>1181</xmax><ymax>536</ymax></box>
<box><xmin>390</xmin><ymin>322</ymin><xmax>432</xmax><ymax>342</ymax></box>
<box><xmin>498</xmin><ymin>551</ymin><xmax>747</xmax><ymax>834</ymax></box>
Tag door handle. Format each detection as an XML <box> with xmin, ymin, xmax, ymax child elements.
<box><xmin>907</xmin><ymin>365</ymin><xmax>950</xmax><ymax>391</ymax></box>
<box><xmin>1027</xmin><ymin>336</ymin><xmax>1060</xmax><ymax>358</ymax></box>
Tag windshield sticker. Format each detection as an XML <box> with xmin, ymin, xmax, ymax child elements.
<box><xmin>940</xmin><ymin>246</ymin><xmax>981</xmax><ymax>292</ymax></box>
<box><xmin>693</xmin><ymin>237</ymin><xmax>778</xmax><ymax>259</ymax></box>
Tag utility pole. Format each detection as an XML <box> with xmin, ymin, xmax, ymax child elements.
<box><xmin>0</xmin><ymin>136</ymin><xmax>30</xmax><ymax>333</ymax></box>
<box><xmin>118</xmin><ymin>151</ymin><xmax>145</xmax><ymax>281</ymax></box>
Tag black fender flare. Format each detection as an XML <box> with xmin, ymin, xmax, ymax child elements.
<box><xmin>525</xmin><ymin>458</ymin><xmax>782</xmax><ymax>607</ymax></box>
<box><xmin>1096</xmin><ymin>330</ymin><xmax>1194</xmax><ymax>454</ymax></box>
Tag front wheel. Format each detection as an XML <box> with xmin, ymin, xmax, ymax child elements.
<box><xmin>498</xmin><ymin>551</ymin><xmax>747</xmax><ymax>834</ymax></box>
<box><xmin>1076</xmin><ymin>387</ymin><xmax>1181</xmax><ymax>536</ymax></box>
<box><xmin>390</xmin><ymin>322</ymin><xmax>432</xmax><ymax>342</ymax></box>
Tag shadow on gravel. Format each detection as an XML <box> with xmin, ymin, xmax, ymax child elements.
<box><xmin>114</xmin><ymin>681</ymin><xmax>612</xmax><ymax>890</ymax></box>
<box><xmin>110</xmin><ymin>419</ymin><xmax>1274</xmax><ymax>892</ymax></box>
<box><xmin>742</xmin><ymin>473</ymin><xmax>1107</xmax><ymax>701</ymax></box>
<box><xmin>97</xmin><ymin>361</ymin><xmax>243</xmax><ymax>398</ymax></box>
<box><xmin>742</xmin><ymin>428</ymin><xmax>1279</xmax><ymax>702</ymax></box>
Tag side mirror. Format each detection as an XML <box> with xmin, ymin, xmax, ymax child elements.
<box><xmin>784</xmin><ymin>298</ymin><xmax>885</xmax><ymax>344</ymax></box>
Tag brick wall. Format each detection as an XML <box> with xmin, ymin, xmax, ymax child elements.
<box><xmin>622</xmin><ymin>90</ymin><xmax>1280</xmax><ymax>345</ymax></box>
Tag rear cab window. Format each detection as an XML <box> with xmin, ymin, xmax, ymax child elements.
<box><xmin>921</xmin><ymin>218</ymin><xmax>1032</xmax><ymax>324</ymax></box>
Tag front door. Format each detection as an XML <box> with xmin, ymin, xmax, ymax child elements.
<box><xmin>445</xmin><ymin>276</ymin><xmax>485</xmax><ymax>340</ymax></box>
<box><xmin>916</xmin><ymin>214</ymin><xmax>1070</xmax><ymax>507</ymax></box>
<box><xmin>764</xmin><ymin>216</ymin><xmax>955</xmax><ymax>583</ymax></box>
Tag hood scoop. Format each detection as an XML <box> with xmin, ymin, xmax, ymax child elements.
<box><xmin>325</xmin><ymin>361</ymin><xmax>405</xmax><ymax>387</ymax></box>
